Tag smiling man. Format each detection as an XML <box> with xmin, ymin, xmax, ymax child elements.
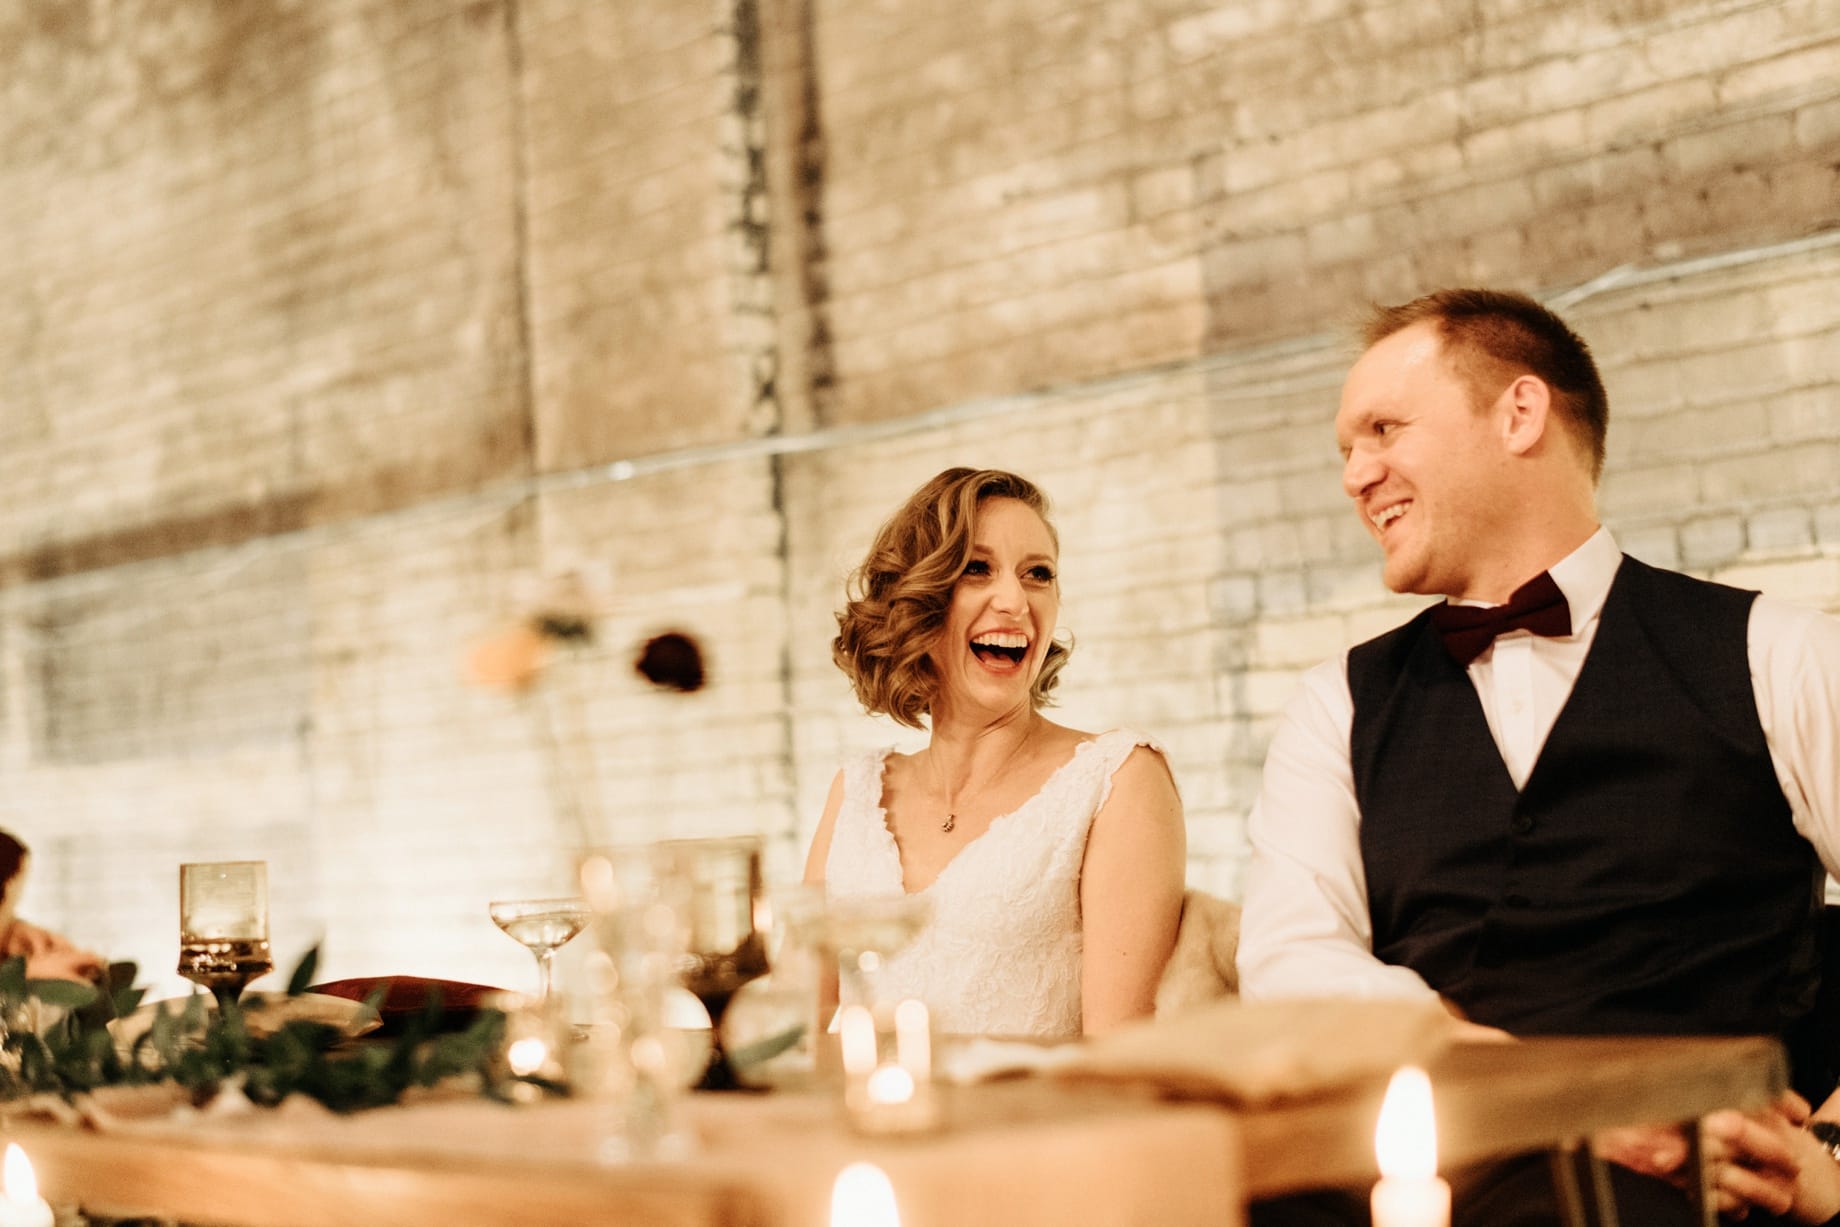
<box><xmin>1237</xmin><ymin>289</ymin><xmax>1840</xmax><ymax>1226</ymax></box>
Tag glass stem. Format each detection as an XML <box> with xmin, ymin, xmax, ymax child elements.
<box><xmin>535</xmin><ymin>949</ymin><xmax>555</xmax><ymax>1004</ymax></box>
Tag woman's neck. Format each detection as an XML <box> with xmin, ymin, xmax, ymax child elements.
<box><xmin>925</xmin><ymin>706</ymin><xmax>1041</xmax><ymax>795</ymax></box>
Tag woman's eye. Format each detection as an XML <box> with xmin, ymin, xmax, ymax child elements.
<box><xmin>1026</xmin><ymin>566</ymin><xmax>1056</xmax><ymax>583</ymax></box>
<box><xmin>961</xmin><ymin>560</ymin><xmax>991</xmax><ymax>577</ymax></box>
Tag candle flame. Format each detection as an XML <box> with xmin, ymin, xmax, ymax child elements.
<box><xmin>831</xmin><ymin>1161</ymin><xmax>900</xmax><ymax>1227</ymax></box>
<box><xmin>865</xmin><ymin>1063</ymin><xmax>916</xmax><ymax>1105</ymax></box>
<box><xmin>4</xmin><ymin>1143</ymin><xmax>39</xmax><ymax>1202</ymax></box>
<box><xmin>506</xmin><ymin>1037</ymin><xmax>549</xmax><ymax>1077</ymax></box>
<box><xmin>1375</xmin><ymin>1066</ymin><xmax>1438</xmax><ymax>1179</ymax></box>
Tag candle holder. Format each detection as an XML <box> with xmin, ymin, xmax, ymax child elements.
<box><xmin>837</xmin><ymin>999</ymin><xmax>941</xmax><ymax>1136</ymax></box>
<box><xmin>486</xmin><ymin>990</ymin><xmax>571</xmax><ymax>1102</ymax></box>
<box><xmin>176</xmin><ymin>861</ymin><xmax>273</xmax><ymax>1011</ymax></box>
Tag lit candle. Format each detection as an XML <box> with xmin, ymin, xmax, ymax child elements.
<box><xmin>865</xmin><ymin>1063</ymin><xmax>916</xmax><ymax>1105</ymax></box>
<box><xmin>0</xmin><ymin>1145</ymin><xmax>53</xmax><ymax>1227</ymax></box>
<box><xmin>1371</xmin><ymin>1066</ymin><xmax>1451</xmax><ymax>1227</ymax></box>
<box><xmin>830</xmin><ymin>1162</ymin><xmax>901</xmax><ymax>1227</ymax></box>
<box><xmin>506</xmin><ymin>1036</ymin><xmax>550</xmax><ymax>1077</ymax></box>
<box><xmin>840</xmin><ymin>1005</ymin><xmax>878</xmax><ymax>1076</ymax></box>
<box><xmin>894</xmin><ymin>998</ymin><xmax>930</xmax><ymax>1082</ymax></box>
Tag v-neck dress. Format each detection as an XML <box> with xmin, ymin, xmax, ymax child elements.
<box><xmin>823</xmin><ymin>728</ymin><xmax>1159</xmax><ymax>1039</ymax></box>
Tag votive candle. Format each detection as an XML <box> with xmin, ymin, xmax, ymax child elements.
<box><xmin>1371</xmin><ymin>1066</ymin><xmax>1451</xmax><ymax>1227</ymax></box>
<box><xmin>0</xmin><ymin>1145</ymin><xmax>53</xmax><ymax>1227</ymax></box>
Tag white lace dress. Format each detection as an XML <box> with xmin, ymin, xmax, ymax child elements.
<box><xmin>823</xmin><ymin>729</ymin><xmax>1161</xmax><ymax>1039</ymax></box>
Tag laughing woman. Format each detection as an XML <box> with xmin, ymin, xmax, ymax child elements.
<box><xmin>803</xmin><ymin>468</ymin><xmax>1186</xmax><ymax>1039</ymax></box>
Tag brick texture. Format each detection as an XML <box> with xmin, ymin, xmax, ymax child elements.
<box><xmin>0</xmin><ymin>0</ymin><xmax>1837</xmax><ymax>994</ymax></box>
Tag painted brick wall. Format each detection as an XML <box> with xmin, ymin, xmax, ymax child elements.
<box><xmin>0</xmin><ymin>0</ymin><xmax>1835</xmax><ymax>997</ymax></box>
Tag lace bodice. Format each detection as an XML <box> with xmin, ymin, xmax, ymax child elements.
<box><xmin>823</xmin><ymin>729</ymin><xmax>1160</xmax><ymax>1039</ymax></box>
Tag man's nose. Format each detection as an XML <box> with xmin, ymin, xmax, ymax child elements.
<box><xmin>1342</xmin><ymin>446</ymin><xmax>1381</xmax><ymax>499</ymax></box>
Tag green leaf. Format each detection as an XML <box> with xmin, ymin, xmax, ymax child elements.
<box><xmin>181</xmin><ymin>992</ymin><xmax>207</xmax><ymax>1032</ymax></box>
<box><xmin>286</xmin><ymin>947</ymin><xmax>320</xmax><ymax>998</ymax></box>
<box><xmin>26</xmin><ymin>979</ymin><xmax>98</xmax><ymax>1010</ymax></box>
<box><xmin>0</xmin><ymin>956</ymin><xmax>26</xmax><ymax>1002</ymax></box>
<box><xmin>113</xmin><ymin>985</ymin><xmax>147</xmax><ymax>1021</ymax></box>
<box><xmin>728</xmin><ymin>1022</ymin><xmax>806</xmax><ymax>1071</ymax></box>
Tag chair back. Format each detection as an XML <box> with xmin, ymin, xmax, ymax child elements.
<box><xmin>1154</xmin><ymin>890</ymin><xmax>1241</xmax><ymax>1017</ymax></box>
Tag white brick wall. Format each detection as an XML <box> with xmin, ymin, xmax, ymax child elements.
<box><xmin>0</xmin><ymin>1</ymin><xmax>1836</xmax><ymax>998</ymax></box>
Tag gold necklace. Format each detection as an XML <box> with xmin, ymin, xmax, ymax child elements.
<box><xmin>934</xmin><ymin>726</ymin><xmax>1036</xmax><ymax>834</ymax></box>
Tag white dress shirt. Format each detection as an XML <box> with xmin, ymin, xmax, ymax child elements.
<box><xmin>1237</xmin><ymin>528</ymin><xmax>1840</xmax><ymax>1002</ymax></box>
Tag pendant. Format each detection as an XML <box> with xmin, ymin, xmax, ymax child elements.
<box><xmin>941</xmin><ymin>813</ymin><xmax>956</xmax><ymax>833</ymax></box>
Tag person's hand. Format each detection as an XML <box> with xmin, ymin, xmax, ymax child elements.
<box><xmin>1593</xmin><ymin>1122</ymin><xmax>1691</xmax><ymax>1180</ymax></box>
<box><xmin>1701</xmin><ymin>1093</ymin><xmax>1840</xmax><ymax>1224</ymax></box>
<box><xmin>1436</xmin><ymin>996</ymin><xmax>1514</xmax><ymax>1043</ymax></box>
<box><xmin>4</xmin><ymin>920</ymin><xmax>105</xmax><ymax>983</ymax></box>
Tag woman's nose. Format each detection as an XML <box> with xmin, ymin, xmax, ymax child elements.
<box><xmin>990</xmin><ymin>571</ymin><xmax>1027</xmax><ymax>613</ymax></box>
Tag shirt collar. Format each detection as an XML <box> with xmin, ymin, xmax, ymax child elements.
<box><xmin>1545</xmin><ymin>526</ymin><xmax>1621</xmax><ymax>633</ymax></box>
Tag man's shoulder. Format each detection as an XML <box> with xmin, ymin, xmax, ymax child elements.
<box><xmin>1348</xmin><ymin>604</ymin><xmax>1440</xmax><ymax>668</ymax></box>
<box><xmin>1616</xmin><ymin>555</ymin><xmax>1758</xmax><ymax>606</ymax></box>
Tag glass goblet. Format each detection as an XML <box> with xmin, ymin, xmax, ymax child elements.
<box><xmin>653</xmin><ymin>835</ymin><xmax>770</xmax><ymax>1092</ymax></box>
<box><xmin>577</xmin><ymin>845</ymin><xmax>697</xmax><ymax>1161</ymax></box>
<box><xmin>177</xmin><ymin>860</ymin><xmax>274</xmax><ymax>1011</ymax></box>
<box><xmin>489</xmin><ymin>897</ymin><xmax>591</xmax><ymax>1006</ymax></box>
<box><xmin>822</xmin><ymin>892</ymin><xmax>932</xmax><ymax>1013</ymax></box>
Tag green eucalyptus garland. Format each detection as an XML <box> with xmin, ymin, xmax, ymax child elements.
<box><xmin>0</xmin><ymin>948</ymin><xmax>511</xmax><ymax>1113</ymax></box>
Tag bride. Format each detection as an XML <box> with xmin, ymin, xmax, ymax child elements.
<box><xmin>803</xmin><ymin>468</ymin><xmax>1186</xmax><ymax>1039</ymax></box>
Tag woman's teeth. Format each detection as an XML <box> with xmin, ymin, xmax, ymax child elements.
<box><xmin>970</xmin><ymin>634</ymin><xmax>1028</xmax><ymax>664</ymax></box>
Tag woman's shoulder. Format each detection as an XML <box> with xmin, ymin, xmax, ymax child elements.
<box><xmin>1046</xmin><ymin>723</ymin><xmax>1166</xmax><ymax>766</ymax></box>
<box><xmin>835</xmin><ymin>743</ymin><xmax>902</xmax><ymax>807</ymax></box>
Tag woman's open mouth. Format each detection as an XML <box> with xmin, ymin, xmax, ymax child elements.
<box><xmin>969</xmin><ymin>632</ymin><xmax>1029</xmax><ymax>671</ymax></box>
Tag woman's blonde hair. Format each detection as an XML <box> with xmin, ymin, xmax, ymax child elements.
<box><xmin>833</xmin><ymin>468</ymin><xmax>1071</xmax><ymax>728</ymax></box>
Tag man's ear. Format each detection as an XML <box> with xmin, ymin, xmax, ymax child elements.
<box><xmin>1499</xmin><ymin>374</ymin><xmax>1552</xmax><ymax>457</ymax></box>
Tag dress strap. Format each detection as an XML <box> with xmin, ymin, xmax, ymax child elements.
<box><xmin>1084</xmin><ymin>728</ymin><xmax>1169</xmax><ymax>814</ymax></box>
<box><xmin>839</xmin><ymin>745</ymin><xmax>895</xmax><ymax>813</ymax></box>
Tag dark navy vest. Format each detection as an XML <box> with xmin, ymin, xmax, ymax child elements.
<box><xmin>1349</xmin><ymin>557</ymin><xmax>1821</xmax><ymax>1044</ymax></box>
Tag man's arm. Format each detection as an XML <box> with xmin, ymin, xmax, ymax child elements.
<box><xmin>1235</xmin><ymin>654</ymin><xmax>1441</xmax><ymax>1002</ymax></box>
<box><xmin>1753</xmin><ymin>597</ymin><xmax>1840</xmax><ymax>878</ymax></box>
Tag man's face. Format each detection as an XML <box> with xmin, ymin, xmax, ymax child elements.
<box><xmin>1335</xmin><ymin>322</ymin><xmax>1510</xmax><ymax>601</ymax></box>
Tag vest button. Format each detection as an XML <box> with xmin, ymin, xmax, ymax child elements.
<box><xmin>1505</xmin><ymin>893</ymin><xmax>1532</xmax><ymax>908</ymax></box>
<box><xmin>1511</xmin><ymin>814</ymin><xmax>1534</xmax><ymax>835</ymax></box>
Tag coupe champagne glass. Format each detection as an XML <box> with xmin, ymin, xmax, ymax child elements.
<box><xmin>177</xmin><ymin>861</ymin><xmax>274</xmax><ymax>1010</ymax></box>
<box><xmin>653</xmin><ymin>835</ymin><xmax>770</xmax><ymax>1092</ymax></box>
<box><xmin>489</xmin><ymin>897</ymin><xmax>591</xmax><ymax>1006</ymax></box>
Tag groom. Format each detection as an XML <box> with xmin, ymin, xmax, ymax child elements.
<box><xmin>1236</xmin><ymin>288</ymin><xmax>1840</xmax><ymax>1225</ymax></box>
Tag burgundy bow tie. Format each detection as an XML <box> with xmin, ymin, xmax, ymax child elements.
<box><xmin>1430</xmin><ymin>571</ymin><xmax>1572</xmax><ymax>665</ymax></box>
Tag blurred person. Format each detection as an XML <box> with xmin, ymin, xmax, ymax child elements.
<box><xmin>1237</xmin><ymin>290</ymin><xmax>1840</xmax><ymax>1225</ymax></box>
<box><xmin>0</xmin><ymin>831</ymin><xmax>104</xmax><ymax>983</ymax></box>
<box><xmin>804</xmin><ymin>467</ymin><xmax>1186</xmax><ymax>1038</ymax></box>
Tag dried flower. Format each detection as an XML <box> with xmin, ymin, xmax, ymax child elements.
<box><xmin>635</xmin><ymin>632</ymin><xmax>706</xmax><ymax>693</ymax></box>
<box><xmin>462</xmin><ymin>570</ymin><xmax>607</xmax><ymax>692</ymax></box>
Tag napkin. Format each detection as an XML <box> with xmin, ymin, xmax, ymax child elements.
<box><xmin>1055</xmin><ymin>996</ymin><xmax>1452</xmax><ymax>1106</ymax></box>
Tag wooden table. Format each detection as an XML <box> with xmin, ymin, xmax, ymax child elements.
<box><xmin>3</xmin><ymin>1034</ymin><xmax>1786</xmax><ymax>1227</ymax></box>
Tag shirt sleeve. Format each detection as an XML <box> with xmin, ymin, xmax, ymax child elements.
<box><xmin>1751</xmin><ymin>596</ymin><xmax>1840</xmax><ymax>882</ymax></box>
<box><xmin>1235</xmin><ymin>654</ymin><xmax>1441</xmax><ymax>1002</ymax></box>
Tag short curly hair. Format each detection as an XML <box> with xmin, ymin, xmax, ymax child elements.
<box><xmin>833</xmin><ymin>468</ymin><xmax>1071</xmax><ymax>729</ymax></box>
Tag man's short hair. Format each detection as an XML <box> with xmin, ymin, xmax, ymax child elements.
<box><xmin>1365</xmin><ymin>288</ymin><xmax>1609</xmax><ymax>481</ymax></box>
